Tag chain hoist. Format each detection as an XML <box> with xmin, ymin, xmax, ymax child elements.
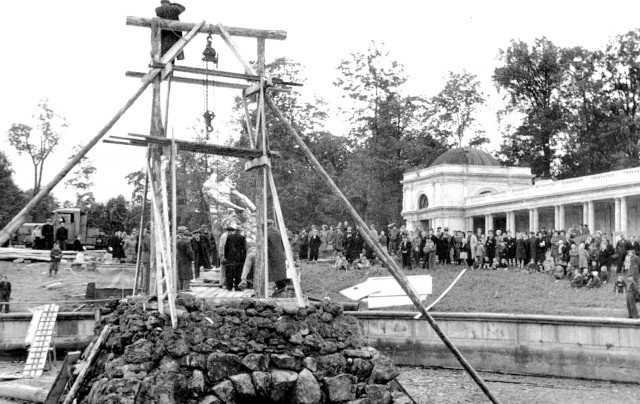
<box><xmin>202</xmin><ymin>34</ymin><xmax>218</xmax><ymax>135</ymax></box>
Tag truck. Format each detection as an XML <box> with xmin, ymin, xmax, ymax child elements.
<box><xmin>52</xmin><ymin>208</ymin><xmax>108</xmax><ymax>250</ymax></box>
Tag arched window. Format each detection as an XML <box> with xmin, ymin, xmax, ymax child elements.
<box><xmin>418</xmin><ymin>194</ymin><xmax>429</xmax><ymax>209</ymax></box>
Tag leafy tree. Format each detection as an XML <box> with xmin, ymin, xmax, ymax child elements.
<box><xmin>6</xmin><ymin>100</ymin><xmax>66</xmax><ymax>194</ymax></box>
<box><xmin>64</xmin><ymin>144</ymin><xmax>97</xmax><ymax>208</ymax></box>
<box><xmin>0</xmin><ymin>151</ymin><xmax>27</xmax><ymax>229</ymax></box>
<box><xmin>23</xmin><ymin>189</ymin><xmax>60</xmax><ymax>222</ymax></box>
<box><xmin>428</xmin><ymin>71</ymin><xmax>486</xmax><ymax>147</ymax></box>
<box><xmin>494</xmin><ymin>38</ymin><xmax>567</xmax><ymax>178</ymax></box>
<box><xmin>334</xmin><ymin>42</ymin><xmax>445</xmax><ymax>224</ymax></box>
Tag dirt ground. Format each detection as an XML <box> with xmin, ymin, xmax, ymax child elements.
<box><xmin>397</xmin><ymin>367</ymin><xmax>640</xmax><ymax>404</ymax></box>
<box><xmin>0</xmin><ymin>260</ymin><xmax>102</xmax><ymax>313</ymax></box>
<box><xmin>0</xmin><ymin>360</ymin><xmax>61</xmax><ymax>404</ymax></box>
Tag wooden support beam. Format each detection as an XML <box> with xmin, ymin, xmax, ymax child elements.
<box><xmin>267</xmin><ymin>167</ymin><xmax>305</xmax><ymax>307</ymax></box>
<box><xmin>127</xmin><ymin>16</ymin><xmax>287</xmax><ymax>40</ymax></box>
<box><xmin>44</xmin><ymin>351</ymin><xmax>81</xmax><ymax>404</ymax></box>
<box><xmin>218</xmin><ymin>23</ymin><xmax>258</xmax><ymax>76</ymax></box>
<box><xmin>265</xmin><ymin>95</ymin><xmax>503</xmax><ymax>404</ymax></box>
<box><xmin>126</xmin><ymin>71</ymin><xmax>249</xmax><ymax>90</ymax></box>
<box><xmin>121</xmin><ymin>133</ymin><xmax>281</xmax><ymax>158</ymax></box>
<box><xmin>62</xmin><ymin>325</ymin><xmax>112</xmax><ymax>404</ymax></box>
<box><xmin>172</xmin><ymin>65</ymin><xmax>260</xmax><ymax>81</ymax></box>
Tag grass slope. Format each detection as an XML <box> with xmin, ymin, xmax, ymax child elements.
<box><xmin>299</xmin><ymin>259</ymin><xmax>628</xmax><ymax>317</ymax></box>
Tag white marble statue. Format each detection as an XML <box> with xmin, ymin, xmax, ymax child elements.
<box><xmin>203</xmin><ymin>173</ymin><xmax>257</xmax><ymax>244</ymax></box>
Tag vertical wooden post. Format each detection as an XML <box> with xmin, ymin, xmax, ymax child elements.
<box><xmin>253</xmin><ymin>37</ymin><xmax>268</xmax><ymax>298</ymax></box>
<box><xmin>171</xmin><ymin>134</ymin><xmax>178</xmax><ymax>288</ymax></box>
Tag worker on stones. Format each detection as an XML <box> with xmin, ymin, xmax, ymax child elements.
<box><xmin>155</xmin><ymin>0</ymin><xmax>186</xmax><ymax>60</ymax></box>
<box><xmin>223</xmin><ymin>223</ymin><xmax>246</xmax><ymax>291</ymax></box>
<box><xmin>625</xmin><ymin>249</ymin><xmax>640</xmax><ymax>319</ymax></box>
<box><xmin>55</xmin><ymin>220</ymin><xmax>69</xmax><ymax>251</ymax></box>
<box><xmin>266</xmin><ymin>219</ymin><xmax>291</xmax><ymax>295</ymax></box>
<box><xmin>176</xmin><ymin>226</ymin><xmax>194</xmax><ymax>291</ymax></box>
<box><xmin>42</xmin><ymin>218</ymin><xmax>54</xmax><ymax>250</ymax></box>
<box><xmin>0</xmin><ymin>275</ymin><xmax>11</xmax><ymax>313</ymax></box>
<box><xmin>141</xmin><ymin>227</ymin><xmax>151</xmax><ymax>292</ymax></box>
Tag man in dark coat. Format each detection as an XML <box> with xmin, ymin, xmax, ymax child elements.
<box><xmin>176</xmin><ymin>226</ymin><xmax>194</xmax><ymax>291</ymax></box>
<box><xmin>400</xmin><ymin>234</ymin><xmax>413</xmax><ymax>270</ymax></box>
<box><xmin>267</xmin><ymin>220</ymin><xmax>289</xmax><ymax>292</ymax></box>
<box><xmin>224</xmin><ymin>224</ymin><xmax>247</xmax><ymax>291</ymax></box>
<box><xmin>42</xmin><ymin>219</ymin><xmax>54</xmax><ymax>250</ymax></box>
<box><xmin>55</xmin><ymin>221</ymin><xmax>69</xmax><ymax>251</ymax></box>
<box><xmin>155</xmin><ymin>0</ymin><xmax>186</xmax><ymax>60</ymax></box>
<box><xmin>308</xmin><ymin>229</ymin><xmax>322</xmax><ymax>261</ymax></box>
<box><xmin>344</xmin><ymin>227</ymin><xmax>357</xmax><ymax>264</ymax></box>
<box><xmin>190</xmin><ymin>230</ymin><xmax>207</xmax><ymax>279</ymax></box>
<box><xmin>0</xmin><ymin>275</ymin><xmax>11</xmax><ymax>313</ymax></box>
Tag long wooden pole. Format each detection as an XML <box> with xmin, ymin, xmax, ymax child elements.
<box><xmin>267</xmin><ymin>167</ymin><xmax>304</xmax><ymax>307</ymax></box>
<box><xmin>132</xmin><ymin>150</ymin><xmax>150</xmax><ymax>295</ymax></box>
<box><xmin>126</xmin><ymin>16</ymin><xmax>287</xmax><ymax>40</ymax></box>
<box><xmin>171</xmin><ymin>133</ymin><xmax>177</xmax><ymax>289</ymax></box>
<box><xmin>265</xmin><ymin>96</ymin><xmax>502</xmax><ymax>404</ymax></box>
<box><xmin>62</xmin><ymin>325</ymin><xmax>112</xmax><ymax>404</ymax></box>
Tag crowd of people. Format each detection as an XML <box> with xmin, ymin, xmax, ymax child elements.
<box><xmin>290</xmin><ymin>222</ymin><xmax>640</xmax><ymax>317</ymax></box>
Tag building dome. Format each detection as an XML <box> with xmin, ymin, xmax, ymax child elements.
<box><xmin>431</xmin><ymin>147</ymin><xmax>499</xmax><ymax>167</ymax></box>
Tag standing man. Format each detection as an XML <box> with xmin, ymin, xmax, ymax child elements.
<box><xmin>266</xmin><ymin>220</ymin><xmax>290</xmax><ymax>295</ymax></box>
<box><xmin>42</xmin><ymin>219</ymin><xmax>54</xmax><ymax>250</ymax></box>
<box><xmin>400</xmin><ymin>234</ymin><xmax>413</xmax><ymax>270</ymax></box>
<box><xmin>55</xmin><ymin>220</ymin><xmax>69</xmax><ymax>251</ymax></box>
<box><xmin>218</xmin><ymin>225</ymin><xmax>233</xmax><ymax>288</ymax></box>
<box><xmin>155</xmin><ymin>0</ymin><xmax>186</xmax><ymax>60</ymax></box>
<box><xmin>0</xmin><ymin>275</ymin><xmax>11</xmax><ymax>313</ymax></box>
<box><xmin>625</xmin><ymin>249</ymin><xmax>640</xmax><ymax>319</ymax></box>
<box><xmin>223</xmin><ymin>223</ymin><xmax>247</xmax><ymax>291</ymax></box>
<box><xmin>141</xmin><ymin>227</ymin><xmax>151</xmax><ymax>292</ymax></box>
<box><xmin>388</xmin><ymin>225</ymin><xmax>399</xmax><ymax>256</ymax></box>
<box><xmin>190</xmin><ymin>230</ymin><xmax>206</xmax><ymax>279</ymax></box>
<box><xmin>176</xmin><ymin>226</ymin><xmax>194</xmax><ymax>291</ymax></box>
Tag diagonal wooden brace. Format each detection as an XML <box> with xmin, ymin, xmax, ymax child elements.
<box><xmin>245</xmin><ymin>155</ymin><xmax>271</xmax><ymax>172</ymax></box>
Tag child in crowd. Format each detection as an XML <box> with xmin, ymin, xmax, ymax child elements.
<box><xmin>568</xmin><ymin>243</ymin><xmax>579</xmax><ymax>274</ymax></box>
<box><xmin>423</xmin><ymin>238</ymin><xmax>436</xmax><ymax>270</ymax></box>
<box><xmin>474</xmin><ymin>241</ymin><xmax>485</xmax><ymax>270</ymax></box>
<box><xmin>515</xmin><ymin>232</ymin><xmax>526</xmax><ymax>269</ymax></box>
<box><xmin>50</xmin><ymin>242</ymin><xmax>63</xmax><ymax>277</ymax></box>
<box><xmin>483</xmin><ymin>255</ymin><xmax>491</xmax><ymax>270</ymax></box>
<box><xmin>578</xmin><ymin>242</ymin><xmax>590</xmax><ymax>273</ymax></box>
<box><xmin>355</xmin><ymin>253</ymin><xmax>370</xmax><ymax>270</ymax></box>
<box><xmin>333</xmin><ymin>252</ymin><xmax>348</xmax><ymax>271</ymax></box>
<box><xmin>570</xmin><ymin>268</ymin><xmax>584</xmax><ymax>288</ymax></box>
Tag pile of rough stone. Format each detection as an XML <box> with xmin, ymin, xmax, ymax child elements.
<box><xmin>68</xmin><ymin>294</ymin><xmax>413</xmax><ymax>404</ymax></box>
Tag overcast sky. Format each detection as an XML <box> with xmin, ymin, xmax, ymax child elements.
<box><xmin>1</xmin><ymin>0</ymin><xmax>638</xmax><ymax>204</ymax></box>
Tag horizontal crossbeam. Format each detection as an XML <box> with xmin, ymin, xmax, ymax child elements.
<box><xmin>171</xmin><ymin>65</ymin><xmax>260</xmax><ymax>81</ymax></box>
<box><xmin>127</xmin><ymin>17</ymin><xmax>287</xmax><ymax>40</ymax></box>
<box><xmin>105</xmin><ymin>134</ymin><xmax>280</xmax><ymax>159</ymax></box>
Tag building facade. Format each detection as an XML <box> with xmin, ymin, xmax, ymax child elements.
<box><xmin>401</xmin><ymin>147</ymin><xmax>640</xmax><ymax>237</ymax></box>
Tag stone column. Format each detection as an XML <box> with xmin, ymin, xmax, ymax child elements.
<box><xmin>528</xmin><ymin>209</ymin><xmax>534</xmax><ymax>233</ymax></box>
<box><xmin>485</xmin><ymin>214</ymin><xmax>494</xmax><ymax>232</ymax></box>
<box><xmin>615</xmin><ymin>198</ymin><xmax>621</xmax><ymax>233</ymax></box>
<box><xmin>620</xmin><ymin>197</ymin><xmax>628</xmax><ymax>234</ymax></box>
<box><xmin>558</xmin><ymin>204</ymin><xmax>565</xmax><ymax>231</ymax></box>
<box><xmin>532</xmin><ymin>208</ymin><xmax>539</xmax><ymax>233</ymax></box>
<box><xmin>505</xmin><ymin>212</ymin><xmax>511</xmax><ymax>233</ymax></box>
<box><xmin>582</xmin><ymin>202</ymin><xmax>589</xmax><ymax>227</ymax></box>
<box><xmin>587</xmin><ymin>201</ymin><xmax>595</xmax><ymax>233</ymax></box>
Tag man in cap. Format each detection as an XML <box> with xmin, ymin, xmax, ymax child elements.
<box><xmin>155</xmin><ymin>0</ymin><xmax>186</xmax><ymax>60</ymax></box>
<box><xmin>55</xmin><ymin>219</ymin><xmax>69</xmax><ymax>251</ymax></box>
<box><xmin>176</xmin><ymin>226</ymin><xmax>194</xmax><ymax>291</ymax></box>
<box><xmin>223</xmin><ymin>222</ymin><xmax>247</xmax><ymax>291</ymax></box>
<box><xmin>42</xmin><ymin>219</ymin><xmax>54</xmax><ymax>250</ymax></box>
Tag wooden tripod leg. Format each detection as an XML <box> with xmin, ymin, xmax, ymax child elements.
<box><xmin>267</xmin><ymin>166</ymin><xmax>305</xmax><ymax>307</ymax></box>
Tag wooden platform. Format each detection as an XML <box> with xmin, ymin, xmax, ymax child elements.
<box><xmin>187</xmin><ymin>286</ymin><xmax>254</xmax><ymax>300</ymax></box>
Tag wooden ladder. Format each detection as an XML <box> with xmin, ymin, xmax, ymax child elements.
<box><xmin>23</xmin><ymin>304</ymin><xmax>59</xmax><ymax>378</ymax></box>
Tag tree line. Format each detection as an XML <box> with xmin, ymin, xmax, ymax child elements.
<box><xmin>3</xmin><ymin>30</ymin><xmax>640</xmax><ymax>233</ymax></box>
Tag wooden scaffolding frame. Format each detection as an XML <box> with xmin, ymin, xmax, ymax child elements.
<box><xmin>0</xmin><ymin>15</ymin><xmax>501</xmax><ymax>403</ymax></box>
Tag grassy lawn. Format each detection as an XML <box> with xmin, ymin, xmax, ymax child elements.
<box><xmin>299</xmin><ymin>258</ymin><xmax>629</xmax><ymax>318</ymax></box>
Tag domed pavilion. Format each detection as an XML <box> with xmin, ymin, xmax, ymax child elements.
<box><xmin>401</xmin><ymin>147</ymin><xmax>640</xmax><ymax>236</ymax></box>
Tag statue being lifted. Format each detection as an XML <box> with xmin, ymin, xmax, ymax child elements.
<box><xmin>203</xmin><ymin>173</ymin><xmax>257</xmax><ymax>244</ymax></box>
